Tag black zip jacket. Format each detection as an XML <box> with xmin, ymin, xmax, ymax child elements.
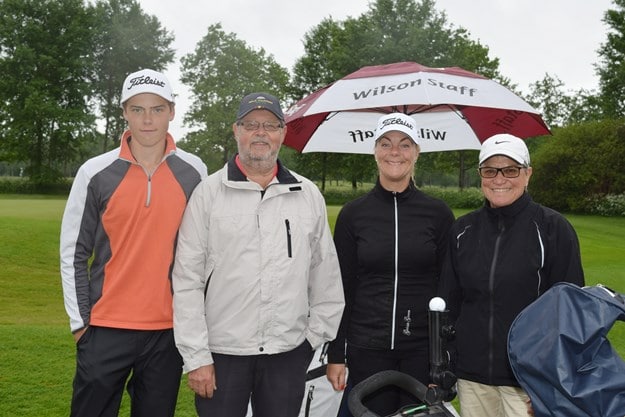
<box><xmin>327</xmin><ymin>179</ymin><xmax>454</xmax><ymax>363</ymax></box>
<box><xmin>438</xmin><ymin>192</ymin><xmax>585</xmax><ymax>386</ymax></box>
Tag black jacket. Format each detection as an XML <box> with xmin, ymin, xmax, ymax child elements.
<box><xmin>327</xmin><ymin>180</ymin><xmax>454</xmax><ymax>363</ymax></box>
<box><xmin>438</xmin><ymin>192</ymin><xmax>585</xmax><ymax>386</ymax></box>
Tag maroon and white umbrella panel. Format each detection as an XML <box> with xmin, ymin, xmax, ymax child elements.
<box><xmin>284</xmin><ymin>62</ymin><xmax>550</xmax><ymax>154</ymax></box>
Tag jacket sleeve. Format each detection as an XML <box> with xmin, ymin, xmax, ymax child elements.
<box><xmin>437</xmin><ymin>222</ymin><xmax>463</xmax><ymax>324</ymax></box>
<box><xmin>172</xmin><ymin>183</ymin><xmax>214</xmax><ymax>373</ymax></box>
<box><xmin>60</xmin><ymin>165</ymin><xmax>94</xmax><ymax>333</ymax></box>
<box><xmin>305</xmin><ymin>188</ymin><xmax>345</xmax><ymax>352</ymax></box>
<box><xmin>434</xmin><ymin>202</ymin><xmax>455</xmax><ymax>276</ymax></box>
<box><xmin>543</xmin><ymin>210</ymin><xmax>585</xmax><ymax>289</ymax></box>
<box><xmin>326</xmin><ymin>205</ymin><xmax>357</xmax><ymax>363</ymax></box>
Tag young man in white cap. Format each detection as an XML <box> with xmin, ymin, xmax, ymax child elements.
<box><xmin>326</xmin><ymin>112</ymin><xmax>454</xmax><ymax>417</ymax></box>
<box><xmin>438</xmin><ymin>133</ymin><xmax>585</xmax><ymax>417</ymax></box>
<box><xmin>60</xmin><ymin>68</ymin><xmax>207</xmax><ymax>417</ymax></box>
<box><xmin>172</xmin><ymin>92</ymin><xmax>344</xmax><ymax>417</ymax></box>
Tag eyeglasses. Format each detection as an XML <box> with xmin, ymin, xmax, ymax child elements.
<box><xmin>237</xmin><ymin>120</ymin><xmax>284</xmax><ymax>132</ymax></box>
<box><xmin>478</xmin><ymin>166</ymin><xmax>526</xmax><ymax>178</ymax></box>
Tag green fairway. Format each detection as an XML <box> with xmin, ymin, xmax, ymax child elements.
<box><xmin>1</xmin><ymin>198</ymin><xmax>624</xmax><ymax>416</ymax></box>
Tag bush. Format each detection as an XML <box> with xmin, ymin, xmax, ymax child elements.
<box><xmin>0</xmin><ymin>177</ymin><xmax>71</xmax><ymax>195</ymax></box>
<box><xmin>584</xmin><ymin>193</ymin><xmax>625</xmax><ymax>216</ymax></box>
<box><xmin>421</xmin><ymin>186</ymin><xmax>483</xmax><ymax>209</ymax></box>
<box><xmin>321</xmin><ymin>188</ymin><xmax>370</xmax><ymax>205</ymax></box>
<box><xmin>531</xmin><ymin>120</ymin><xmax>625</xmax><ymax>212</ymax></box>
<box><xmin>320</xmin><ymin>183</ymin><xmax>484</xmax><ymax>209</ymax></box>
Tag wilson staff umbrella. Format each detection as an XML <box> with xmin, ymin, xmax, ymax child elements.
<box><xmin>283</xmin><ymin>62</ymin><xmax>550</xmax><ymax>154</ymax></box>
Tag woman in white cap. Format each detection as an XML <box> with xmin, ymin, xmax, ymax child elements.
<box><xmin>438</xmin><ymin>133</ymin><xmax>585</xmax><ymax>417</ymax></box>
<box><xmin>326</xmin><ymin>113</ymin><xmax>455</xmax><ymax>416</ymax></box>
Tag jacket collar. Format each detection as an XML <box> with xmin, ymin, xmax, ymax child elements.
<box><xmin>226</xmin><ymin>154</ymin><xmax>299</xmax><ymax>185</ymax></box>
<box><xmin>118</xmin><ymin>130</ymin><xmax>177</xmax><ymax>162</ymax></box>
<box><xmin>485</xmin><ymin>191</ymin><xmax>532</xmax><ymax>218</ymax></box>
<box><xmin>372</xmin><ymin>177</ymin><xmax>417</xmax><ymax>201</ymax></box>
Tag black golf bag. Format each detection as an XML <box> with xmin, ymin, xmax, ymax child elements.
<box><xmin>508</xmin><ymin>282</ymin><xmax>625</xmax><ymax>417</ymax></box>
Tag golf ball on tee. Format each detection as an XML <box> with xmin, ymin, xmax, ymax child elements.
<box><xmin>429</xmin><ymin>297</ymin><xmax>446</xmax><ymax>312</ymax></box>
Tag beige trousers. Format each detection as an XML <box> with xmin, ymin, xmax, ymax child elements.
<box><xmin>457</xmin><ymin>378</ymin><xmax>531</xmax><ymax>417</ymax></box>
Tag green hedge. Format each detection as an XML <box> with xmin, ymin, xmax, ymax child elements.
<box><xmin>420</xmin><ymin>186</ymin><xmax>484</xmax><ymax>209</ymax></box>
<box><xmin>583</xmin><ymin>193</ymin><xmax>625</xmax><ymax>216</ymax></box>
<box><xmin>321</xmin><ymin>185</ymin><xmax>625</xmax><ymax>216</ymax></box>
<box><xmin>2</xmin><ymin>176</ymin><xmax>622</xmax><ymax>216</ymax></box>
<box><xmin>321</xmin><ymin>184</ymin><xmax>484</xmax><ymax>209</ymax></box>
<box><xmin>0</xmin><ymin>177</ymin><xmax>71</xmax><ymax>195</ymax></box>
<box><xmin>321</xmin><ymin>188</ymin><xmax>369</xmax><ymax>205</ymax></box>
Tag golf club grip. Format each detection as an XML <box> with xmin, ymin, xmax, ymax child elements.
<box><xmin>429</xmin><ymin>310</ymin><xmax>444</xmax><ymax>368</ymax></box>
<box><xmin>347</xmin><ymin>370</ymin><xmax>432</xmax><ymax>417</ymax></box>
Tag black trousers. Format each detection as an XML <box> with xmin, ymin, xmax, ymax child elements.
<box><xmin>337</xmin><ymin>344</ymin><xmax>430</xmax><ymax>417</ymax></box>
<box><xmin>70</xmin><ymin>326</ymin><xmax>182</xmax><ymax>417</ymax></box>
<box><xmin>195</xmin><ymin>340</ymin><xmax>314</xmax><ymax>417</ymax></box>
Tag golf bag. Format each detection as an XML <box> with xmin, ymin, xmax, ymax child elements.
<box><xmin>298</xmin><ymin>343</ymin><xmax>343</xmax><ymax>417</ymax></box>
<box><xmin>245</xmin><ymin>343</ymin><xmax>343</xmax><ymax>417</ymax></box>
<box><xmin>508</xmin><ymin>282</ymin><xmax>625</xmax><ymax>417</ymax></box>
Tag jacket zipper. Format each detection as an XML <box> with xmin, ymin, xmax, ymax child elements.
<box><xmin>391</xmin><ymin>193</ymin><xmax>399</xmax><ymax>350</ymax></box>
<box><xmin>138</xmin><ymin>161</ymin><xmax>163</xmax><ymax>207</ymax></box>
<box><xmin>488</xmin><ymin>215</ymin><xmax>505</xmax><ymax>382</ymax></box>
<box><xmin>285</xmin><ymin>219</ymin><xmax>292</xmax><ymax>258</ymax></box>
<box><xmin>146</xmin><ymin>175</ymin><xmax>152</xmax><ymax>207</ymax></box>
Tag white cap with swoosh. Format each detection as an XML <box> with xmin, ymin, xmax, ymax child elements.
<box><xmin>479</xmin><ymin>133</ymin><xmax>530</xmax><ymax>166</ymax></box>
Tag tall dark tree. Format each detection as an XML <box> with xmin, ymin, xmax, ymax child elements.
<box><xmin>178</xmin><ymin>23</ymin><xmax>290</xmax><ymax>172</ymax></box>
<box><xmin>0</xmin><ymin>0</ymin><xmax>97</xmax><ymax>184</ymax></box>
<box><xmin>289</xmin><ymin>0</ymin><xmax>502</xmax><ymax>188</ymax></box>
<box><xmin>92</xmin><ymin>0</ymin><xmax>175</xmax><ymax>152</ymax></box>
<box><xmin>597</xmin><ymin>0</ymin><xmax>625</xmax><ymax>118</ymax></box>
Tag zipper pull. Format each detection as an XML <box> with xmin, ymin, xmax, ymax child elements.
<box><xmin>285</xmin><ymin>219</ymin><xmax>292</xmax><ymax>258</ymax></box>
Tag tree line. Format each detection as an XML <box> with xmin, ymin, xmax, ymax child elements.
<box><xmin>1</xmin><ymin>0</ymin><xmax>624</xmax><ymax>214</ymax></box>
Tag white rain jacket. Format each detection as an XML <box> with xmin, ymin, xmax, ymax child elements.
<box><xmin>172</xmin><ymin>159</ymin><xmax>344</xmax><ymax>373</ymax></box>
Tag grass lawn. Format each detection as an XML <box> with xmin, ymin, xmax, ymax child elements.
<box><xmin>1</xmin><ymin>198</ymin><xmax>624</xmax><ymax>416</ymax></box>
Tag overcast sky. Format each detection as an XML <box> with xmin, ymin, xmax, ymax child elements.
<box><xmin>137</xmin><ymin>0</ymin><xmax>613</xmax><ymax>139</ymax></box>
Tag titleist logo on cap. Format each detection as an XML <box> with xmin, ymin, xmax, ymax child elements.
<box><xmin>127</xmin><ymin>75</ymin><xmax>166</xmax><ymax>90</ymax></box>
<box><xmin>381</xmin><ymin>116</ymin><xmax>415</xmax><ymax>130</ymax></box>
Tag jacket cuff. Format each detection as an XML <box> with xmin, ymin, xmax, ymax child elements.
<box><xmin>326</xmin><ymin>339</ymin><xmax>346</xmax><ymax>363</ymax></box>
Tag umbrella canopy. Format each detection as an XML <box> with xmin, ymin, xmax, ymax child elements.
<box><xmin>283</xmin><ymin>62</ymin><xmax>550</xmax><ymax>154</ymax></box>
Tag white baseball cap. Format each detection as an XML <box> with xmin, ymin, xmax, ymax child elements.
<box><xmin>375</xmin><ymin>113</ymin><xmax>420</xmax><ymax>145</ymax></box>
<box><xmin>479</xmin><ymin>133</ymin><xmax>530</xmax><ymax>166</ymax></box>
<box><xmin>120</xmin><ymin>69</ymin><xmax>174</xmax><ymax>107</ymax></box>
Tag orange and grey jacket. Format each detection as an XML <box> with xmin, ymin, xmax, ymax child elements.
<box><xmin>60</xmin><ymin>131</ymin><xmax>207</xmax><ymax>333</ymax></box>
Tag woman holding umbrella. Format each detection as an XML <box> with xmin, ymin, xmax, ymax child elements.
<box><xmin>326</xmin><ymin>112</ymin><xmax>455</xmax><ymax>416</ymax></box>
